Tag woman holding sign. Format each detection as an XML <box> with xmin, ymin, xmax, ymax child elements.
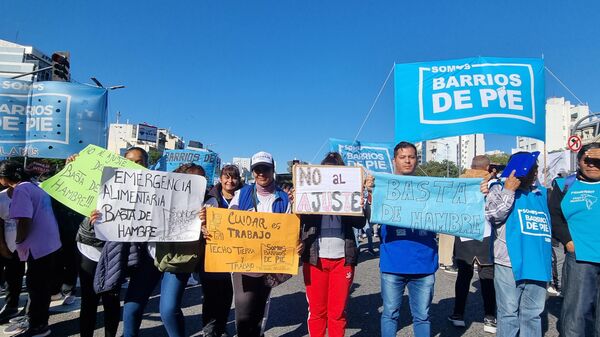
<box><xmin>228</xmin><ymin>151</ymin><xmax>294</xmax><ymax>337</ymax></box>
<box><xmin>300</xmin><ymin>152</ymin><xmax>366</xmax><ymax>337</ymax></box>
<box><xmin>484</xmin><ymin>152</ymin><xmax>551</xmax><ymax>337</ymax></box>
<box><xmin>200</xmin><ymin>164</ymin><xmax>243</xmax><ymax>337</ymax></box>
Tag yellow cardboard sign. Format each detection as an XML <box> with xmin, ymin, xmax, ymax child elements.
<box><xmin>204</xmin><ymin>208</ymin><xmax>300</xmax><ymax>275</ymax></box>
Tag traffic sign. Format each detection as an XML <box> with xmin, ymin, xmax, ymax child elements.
<box><xmin>568</xmin><ymin>135</ymin><xmax>582</xmax><ymax>152</ymax></box>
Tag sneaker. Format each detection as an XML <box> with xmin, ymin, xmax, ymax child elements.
<box><xmin>9</xmin><ymin>315</ymin><xmax>28</xmax><ymax>324</ymax></box>
<box><xmin>484</xmin><ymin>316</ymin><xmax>497</xmax><ymax>333</ymax></box>
<box><xmin>0</xmin><ymin>305</ymin><xmax>19</xmax><ymax>324</ymax></box>
<box><xmin>13</xmin><ymin>325</ymin><xmax>51</xmax><ymax>337</ymax></box>
<box><xmin>62</xmin><ymin>291</ymin><xmax>76</xmax><ymax>305</ymax></box>
<box><xmin>443</xmin><ymin>265</ymin><xmax>459</xmax><ymax>274</ymax></box>
<box><xmin>3</xmin><ymin>319</ymin><xmax>28</xmax><ymax>335</ymax></box>
<box><xmin>187</xmin><ymin>275</ymin><xmax>199</xmax><ymax>286</ymax></box>
<box><xmin>50</xmin><ymin>293</ymin><xmax>63</xmax><ymax>301</ymax></box>
<box><xmin>547</xmin><ymin>286</ymin><xmax>561</xmax><ymax>296</ymax></box>
<box><xmin>448</xmin><ymin>314</ymin><xmax>465</xmax><ymax>327</ymax></box>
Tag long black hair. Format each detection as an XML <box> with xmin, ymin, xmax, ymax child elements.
<box><xmin>0</xmin><ymin>161</ymin><xmax>31</xmax><ymax>183</ymax></box>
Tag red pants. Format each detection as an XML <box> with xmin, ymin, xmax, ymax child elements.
<box><xmin>303</xmin><ymin>258</ymin><xmax>354</xmax><ymax>337</ymax></box>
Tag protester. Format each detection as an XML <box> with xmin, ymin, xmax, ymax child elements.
<box><xmin>228</xmin><ymin>151</ymin><xmax>296</xmax><ymax>337</ymax></box>
<box><xmin>550</xmin><ymin>142</ymin><xmax>600</xmax><ymax>337</ymax></box>
<box><xmin>0</xmin><ymin>161</ymin><xmax>62</xmax><ymax>337</ymax></box>
<box><xmin>366</xmin><ymin>141</ymin><xmax>438</xmax><ymax>337</ymax></box>
<box><xmin>548</xmin><ymin>238</ymin><xmax>564</xmax><ymax>296</ymax></box>
<box><xmin>200</xmin><ymin>164</ymin><xmax>244</xmax><ymax>337</ymax></box>
<box><xmin>300</xmin><ymin>152</ymin><xmax>366</xmax><ymax>337</ymax></box>
<box><xmin>484</xmin><ymin>153</ymin><xmax>551</xmax><ymax>337</ymax></box>
<box><xmin>0</xmin><ymin>186</ymin><xmax>26</xmax><ymax>324</ymax></box>
<box><xmin>448</xmin><ymin>155</ymin><xmax>496</xmax><ymax>333</ymax></box>
<box><xmin>154</xmin><ymin>163</ymin><xmax>216</xmax><ymax>337</ymax></box>
<box><xmin>79</xmin><ymin>147</ymin><xmax>149</xmax><ymax>337</ymax></box>
<box><xmin>438</xmin><ymin>233</ymin><xmax>457</xmax><ymax>273</ymax></box>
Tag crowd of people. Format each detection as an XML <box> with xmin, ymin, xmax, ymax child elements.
<box><xmin>0</xmin><ymin>141</ymin><xmax>598</xmax><ymax>337</ymax></box>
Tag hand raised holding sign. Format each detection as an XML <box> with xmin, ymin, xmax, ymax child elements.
<box><xmin>503</xmin><ymin>170</ymin><xmax>521</xmax><ymax>191</ymax></box>
<box><xmin>480</xmin><ymin>170</ymin><xmax>496</xmax><ymax>196</ymax></box>
<box><xmin>365</xmin><ymin>175</ymin><xmax>375</xmax><ymax>192</ymax></box>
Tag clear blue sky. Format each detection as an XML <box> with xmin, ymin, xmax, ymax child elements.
<box><xmin>2</xmin><ymin>1</ymin><xmax>599</xmax><ymax>170</ymax></box>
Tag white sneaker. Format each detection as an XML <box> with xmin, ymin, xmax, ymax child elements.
<box><xmin>547</xmin><ymin>286</ymin><xmax>561</xmax><ymax>296</ymax></box>
<box><xmin>3</xmin><ymin>319</ymin><xmax>28</xmax><ymax>335</ymax></box>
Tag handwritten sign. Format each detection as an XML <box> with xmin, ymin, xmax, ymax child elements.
<box><xmin>204</xmin><ymin>208</ymin><xmax>300</xmax><ymax>275</ymax></box>
<box><xmin>370</xmin><ymin>172</ymin><xmax>485</xmax><ymax>240</ymax></box>
<box><xmin>293</xmin><ymin>165</ymin><xmax>364</xmax><ymax>216</ymax></box>
<box><xmin>40</xmin><ymin>145</ymin><xmax>143</xmax><ymax>216</ymax></box>
<box><xmin>94</xmin><ymin>167</ymin><xmax>207</xmax><ymax>242</ymax></box>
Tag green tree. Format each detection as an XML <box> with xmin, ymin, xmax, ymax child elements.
<box><xmin>148</xmin><ymin>148</ymin><xmax>163</xmax><ymax>166</ymax></box>
<box><xmin>416</xmin><ymin>160</ymin><xmax>460</xmax><ymax>177</ymax></box>
<box><xmin>488</xmin><ymin>153</ymin><xmax>510</xmax><ymax>165</ymax></box>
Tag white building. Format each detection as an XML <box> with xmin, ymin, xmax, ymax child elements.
<box><xmin>233</xmin><ymin>157</ymin><xmax>252</xmax><ymax>182</ymax></box>
<box><xmin>0</xmin><ymin>39</ymin><xmax>52</xmax><ymax>81</ymax></box>
<box><xmin>158</xmin><ymin>128</ymin><xmax>184</xmax><ymax>151</ymax></box>
<box><xmin>422</xmin><ymin>134</ymin><xmax>485</xmax><ymax>170</ymax></box>
<box><xmin>108</xmin><ymin>122</ymin><xmax>184</xmax><ymax>155</ymax></box>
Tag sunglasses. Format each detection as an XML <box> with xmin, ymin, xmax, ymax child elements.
<box><xmin>584</xmin><ymin>157</ymin><xmax>600</xmax><ymax>167</ymax></box>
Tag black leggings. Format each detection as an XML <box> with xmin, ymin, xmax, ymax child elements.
<box><xmin>79</xmin><ymin>254</ymin><xmax>121</xmax><ymax>337</ymax></box>
<box><xmin>201</xmin><ymin>273</ymin><xmax>233</xmax><ymax>337</ymax></box>
<box><xmin>1</xmin><ymin>251</ymin><xmax>25</xmax><ymax>308</ymax></box>
<box><xmin>232</xmin><ymin>273</ymin><xmax>271</xmax><ymax>337</ymax></box>
<box><xmin>453</xmin><ymin>259</ymin><xmax>496</xmax><ymax>317</ymax></box>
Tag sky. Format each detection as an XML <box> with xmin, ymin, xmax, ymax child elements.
<box><xmin>2</xmin><ymin>1</ymin><xmax>599</xmax><ymax>171</ymax></box>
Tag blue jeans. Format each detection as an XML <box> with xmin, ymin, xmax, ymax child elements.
<box><xmin>494</xmin><ymin>264</ymin><xmax>547</xmax><ymax>337</ymax></box>
<box><xmin>560</xmin><ymin>252</ymin><xmax>600</xmax><ymax>337</ymax></box>
<box><xmin>160</xmin><ymin>271</ymin><xmax>190</xmax><ymax>337</ymax></box>
<box><xmin>123</xmin><ymin>252</ymin><xmax>162</xmax><ymax>337</ymax></box>
<box><xmin>380</xmin><ymin>272</ymin><xmax>435</xmax><ymax>337</ymax></box>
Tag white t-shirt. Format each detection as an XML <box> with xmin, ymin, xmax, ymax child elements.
<box><xmin>0</xmin><ymin>190</ymin><xmax>17</xmax><ymax>253</ymax></box>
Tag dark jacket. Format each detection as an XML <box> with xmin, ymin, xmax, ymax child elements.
<box><xmin>94</xmin><ymin>241</ymin><xmax>141</xmax><ymax>294</ymax></box>
<box><xmin>454</xmin><ymin>169</ymin><xmax>493</xmax><ymax>265</ymax></box>
<box><xmin>300</xmin><ymin>214</ymin><xmax>365</xmax><ymax>267</ymax></box>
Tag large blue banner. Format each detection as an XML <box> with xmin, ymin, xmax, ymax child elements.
<box><xmin>153</xmin><ymin>149</ymin><xmax>220</xmax><ymax>186</ymax></box>
<box><xmin>0</xmin><ymin>78</ymin><xmax>108</xmax><ymax>159</ymax></box>
<box><xmin>370</xmin><ymin>172</ymin><xmax>485</xmax><ymax>240</ymax></box>
<box><xmin>329</xmin><ymin>138</ymin><xmax>394</xmax><ymax>173</ymax></box>
<box><xmin>394</xmin><ymin>57</ymin><xmax>545</xmax><ymax>143</ymax></box>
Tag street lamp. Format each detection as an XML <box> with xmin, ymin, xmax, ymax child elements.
<box><xmin>90</xmin><ymin>77</ymin><xmax>126</xmax><ymax>90</ymax></box>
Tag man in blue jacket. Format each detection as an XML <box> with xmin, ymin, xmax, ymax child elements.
<box><xmin>367</xmin><ymin>141</ymin><xmax>438</xmax><ymax>337</ymax></box>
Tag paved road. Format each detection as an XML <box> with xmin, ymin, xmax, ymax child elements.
<box><xmin>4</xmin><ymin>241</ymin><xmax>562</xmax><ymax>336</ymax></box>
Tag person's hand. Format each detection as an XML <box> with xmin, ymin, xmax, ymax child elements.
<box><xmin>503</xmin><ymin>170</ymin><xmax>521</xmax><ymax>191</ymax></box>
<box><xmin>565</xmin><ymin>241</ymin><xmax>575</xmax><ymax>253</ymax></box>
<box><xmin>65</xmin><ymin>153</ymin><xmax>79</xmax><ymax>165</ymax></box>
<box><xmin>89</xmin><ymin>210</ymin><xmax>101</xmax><ymax>224</ymax></box>
<box><xmin>584</xmin><ymin>148</ymin><xmax>600</xmax><ymax>159</ymax></box>
<box><xmin>296</xmin><ymin>240</ymin><xmax>304</xmax><ymax>255</ymax></box>
<box><xmin>199</xmin><ymin>207</ymin><xmax>212</xmax><ymax>240</ymax></box>
<box><xmin>365</xmin><ymin>175</ymin><xmax>375</xmax><ymax>192</ymax></box>
<box><xmin>480</xmin><ymin>170</ymin><xmax>496</xmax><ymax>196</ymax></box>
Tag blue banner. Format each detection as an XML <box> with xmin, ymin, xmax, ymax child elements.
<box><xmin>329</xmin><ymin>138</ymin><xmax>394</xmax><ymax>173</ymax></box>
<box><xmin>0</xmin><ymin>78</ymin><xmax>108</xmax><ymax>159</ymax></box>
<box><xmin>394</xmin><ymin>57</ymin><xmax>545</xmax><ymax>143</ymax></box>
<box><xmin>370</xmin><ymin>172</ymin><xmax>485</xmax><ymax>240</ymax></box>
<box><xmin>152</xmin><ymin>149</ymin><xmax>220</xmax><ymax>186</ymax></box>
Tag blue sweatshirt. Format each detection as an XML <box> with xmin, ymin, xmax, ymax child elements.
<box><xmin>379</xmin><ymin>224</ymin><xmax>438</xmax><ymax>274</ymax></box>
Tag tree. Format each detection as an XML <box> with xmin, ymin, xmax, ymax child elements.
<box><xmin>488</xmin><ymin>153</ymin><xmax>510</xmax><ymax>165</ymax></box>
<box><xmin>415</xmin><ymin>160</ymin><xmax>461</xmax><ymax>177</ymax></box>
<box><xmin>148</xmin><ymin>148</ymin><xmax>163</xmax><ymax>166</ymax></box>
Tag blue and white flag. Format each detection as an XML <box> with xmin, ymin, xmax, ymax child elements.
<box><xmin>370</xmin><ymin>172</ymin><xmax>485</xmax><ymax>240</ymax></box>
<box><xmin>394</xmin><ymin>57</ymin><xmax>545</xmax><ymax>143</ymax></box>
<box><xmin>152</xmin><ymin>149</ymin><xmax>220</xmax><ymax>186</ymax></box>
<box><xmin>0</xmin><ymin>78</ymin><xmax>108</xmax><ymax>158</ymax></box>
<box><xmin>329</xmin><ymin>138</ymin><xmax>394</xmax><ymax>173</ymax></box>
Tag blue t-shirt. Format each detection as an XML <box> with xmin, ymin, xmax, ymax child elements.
<box><xmin>379</xmin><ymin>224</ymin><xmax>438</xmax><ymax>274</ymax></box>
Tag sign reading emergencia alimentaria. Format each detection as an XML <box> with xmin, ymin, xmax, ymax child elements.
<box><xmin>394</xmin><ymin>57</ymin><xmax>545</xmax><ymax>143</ymax></box>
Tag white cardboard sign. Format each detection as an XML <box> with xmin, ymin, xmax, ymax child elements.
<box><xmin>95</xmin><ymin>167</ymin><xmax>207</xmax><ymax>242</ymax></box>
<box><xmin>293</xmin><ymin>165</ymin><xmax>364</xmax><ymax>216</ymax></box>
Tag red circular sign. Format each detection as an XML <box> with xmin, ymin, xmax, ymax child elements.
<box><xmin>568</xmin><ymin>135</ymin><xmax>582</xmax><ymax>152</ymax></box>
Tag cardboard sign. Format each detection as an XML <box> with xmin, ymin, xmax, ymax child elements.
<box><xmin>293</xmin><ymin>165</ymin><xmax>364</xmax><ymax>216</ymax></box>
<box><xmin>204</xmin><ymin>208</ymin><xmax>300</xmax><ymax>275</ymax></box>
<box><xmin>370</xmin><ymin>172</ymin><xmax>485</xmax><ymax>240</ymax></box>
<box><xmin>0</xmin><ymin>78</ymin><xmax>108</xmax><ymax>158</ymax></box>
<box><xmin>40</xmin><ymin>145</ymin><xmax>144</xmax><ymax>216</ymax></box>
<box><xmin>94</xmin><ymin>167</ymin><xmax>207</xmax><ymax>242</ymax></box>
<box><xmin>394</xmin><ymin>57</ymin><xmax>545</xmax><ymax>143</ymax></box>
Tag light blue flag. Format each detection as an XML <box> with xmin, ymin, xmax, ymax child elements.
<box><xmin>329</xmin><ymin>138</ymin><xmax>394</xmax><ymax>173</ymax></box>
<box><xmin>152</xmin><ymin>149</ymin><xmax>220</xmax><ymax>186</ymax></box>
<box><xmin>0</xmin><ymin>78</ymin><xmax>108</xmax><ymax>159</ymax></box>
<box><xmin>370</xmin><ymin>172</ymin><xmax>485</xmax><ymax>240</ymax></box>
<box><xmin>394</xmin><ymin>57</ymin><xmax>545</xmax><ymax>143</ymax></box>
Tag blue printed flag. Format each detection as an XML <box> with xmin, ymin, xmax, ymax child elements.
<box><xmin>394</xmin><ymin>57</ymin><xmax>545</xmax><ymax>143</ymax></box>
<box><xmin>152</xmin><ymin>149</ymin><xmax>220</xmax><ymax>186</ymax></box>
<box><xmin>329</xmin><ymin>138</ymin><xmax>394</xmax><ymax>173</ymax></box>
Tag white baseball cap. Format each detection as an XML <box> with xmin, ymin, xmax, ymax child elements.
<box><xmin>251</xmin><ymin>151</ymin><xmax>275</xmax><ymax>170</ymax></box>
